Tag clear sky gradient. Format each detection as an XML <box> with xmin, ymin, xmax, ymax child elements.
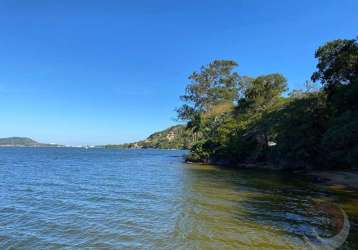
<box><xmin>0</xmin><ymin>0</ymin><xmax>357</xmax><ymax>145</ymax></box>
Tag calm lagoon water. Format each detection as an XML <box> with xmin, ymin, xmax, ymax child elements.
<box><xmin>0</xmin><ymin>148</ymin><xmax>357</xmax><ymax>249</ymax></box>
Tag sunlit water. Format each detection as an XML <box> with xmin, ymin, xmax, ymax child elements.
<box><xmin>0</xmin><ymin>148</ymin><xmax>357</xmax><ymax>249</ymax></box>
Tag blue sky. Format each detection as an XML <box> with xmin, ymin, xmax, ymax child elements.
<box><xmin>0</xmin><ymin>0</ymin><xmax>357</xmax><ymax>145</ymax></box>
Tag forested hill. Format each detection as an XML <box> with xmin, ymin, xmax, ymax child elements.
<box><xmin>0</xmin><ymin>137</ymin><xmax>59</xmax><ymax>147</ymax></box>
<box><xmin>176</xmin><ymin>36</ymin><xmax>358</xmax><ymax>170</ymax></box>
<box><xmin>105</xmin><ymin>125</ymin><xmax>194</xmax><ymax>149</ymax></box>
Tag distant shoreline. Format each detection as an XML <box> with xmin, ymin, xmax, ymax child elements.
<box><xmin>0</xmin><ymin>146</ymin><xmax>186</xmax><ymax>150</ymax></box>
<box><xmin>0</xmin><ymin>145</ymin><xmax>64</xmax><ymax>148</ymax></box>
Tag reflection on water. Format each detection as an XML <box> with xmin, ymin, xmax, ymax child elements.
<box><xmin>0</xmin><ymin>148</ymin><xmax>357</xmax><ymax>249</ymax></box>
<box><xmin>175</xmin><ymin>164</ymin><xmax>358</xmax><ymax>249</ymax></box>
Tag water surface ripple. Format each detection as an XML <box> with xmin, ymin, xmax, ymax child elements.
<box><xmin>0</xmin><ymin>148</ymin><xmax>357</xmax><ymax>249</ymax></box>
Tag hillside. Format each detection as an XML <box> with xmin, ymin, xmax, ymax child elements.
<box><xmin>0</xmin><ymin>137</ymin><xmax>60</xmax><ymax>147</ymax></box>
<box><xmin>105</xmin><ymin>125</ymin><xmax>194</xmax><ymax>149</ymax></box>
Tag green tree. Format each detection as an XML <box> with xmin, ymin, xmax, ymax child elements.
<box><xmin>239</xmin><ymin>73</ymin><xmax>287</xmax><ymax>112</ymax></box>
<box><xmin>177</xmin><ymin>60</ymin><xmax>240</xmax><ymax>122</ymax></box>
<box><xmin>311</xmin><ymin>37</ymin><xmax>358</xmax><ymax>95</ymax></box>
<box><xmin>311</xmin><ymin>36</ymin><xmax>358</xmax><ymax>168</ymax></box>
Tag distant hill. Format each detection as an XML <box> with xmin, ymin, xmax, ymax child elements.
<box><xmin>0</xmin><ymin>137</ymin><xmax>61</xmax><ymax>147</ymax></box>
<box><xmin>105</xmin><ymin>125</ymin><xmax>194</xmax><ymax>149</ymax></box>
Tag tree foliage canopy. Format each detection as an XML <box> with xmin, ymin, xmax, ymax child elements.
<box><xmin>312</xmin><ymin>37</ymin><xmax>358</xmax><ymax>90</ymax></box>
<box><xmin>178</xmin><ymin>36</ymin><xmax>358</xmax><ymax>170</ymax></box>
<box><xmin>177</xmin><ymin>60</ymin><xmax>240</xmax><ymax>121</ymax></box>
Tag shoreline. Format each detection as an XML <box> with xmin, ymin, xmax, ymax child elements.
<box><xmin>307</xmin><ymin>170</ymin><xmax>358</xmax><ymax>189</ymax></box>
<box><xmin>186</xmin><ymin>160</ymin><xmax>358</xmax><ymax>189</ymax></box>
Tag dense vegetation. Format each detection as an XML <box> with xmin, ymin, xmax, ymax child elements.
<box><xmin>177</xmin><ymin>37</ymin><xmax>358</xmax><ymax>170</ymax></box>
<box><xmin>105</xmin><ymin>125</ymin><xmax>194</xmax><ymax>149</ymax></box>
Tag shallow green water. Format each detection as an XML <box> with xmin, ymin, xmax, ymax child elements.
<box><xmin>0</xmin><ymin>148</ymin><xmax>357</xmax><ymax>249</ymax></box>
